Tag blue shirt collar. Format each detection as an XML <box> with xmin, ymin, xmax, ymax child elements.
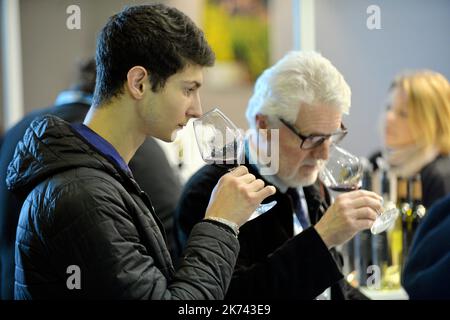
<box><xmin>71</xmin><ymin>123</ymin><xmax>132</xmax><ymax>175</ymax></box>
<box><xmin>54</xmin><ymin>90</ymin><xmax>93</xmax><ymax>107</ymax></box>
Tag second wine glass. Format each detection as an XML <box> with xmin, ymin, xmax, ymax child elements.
<box><xmin>319</xmin><ymin>144</ymin><xmax>399</xmax><ymax>234</ymax></box>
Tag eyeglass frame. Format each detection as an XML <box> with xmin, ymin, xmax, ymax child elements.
<box><xmin>278</xmin><ymin>118</ymin><xmax>348</xmax><ymax>150</ymax></box>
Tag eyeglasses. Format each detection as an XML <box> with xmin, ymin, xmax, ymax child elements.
<box><xmin>279</xmin><ymin>118</ymin><xmax>348</xmax><ymax>150</ymax></box>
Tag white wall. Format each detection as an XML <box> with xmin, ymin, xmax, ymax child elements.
<box><xmin>269</xmin><ymin>0</ymin><xmax>295</xmax><ymax>63</ymax></box>
<box><xmin>314</xmin><ymin>0</ymin><xmax>450</xmax><ymax>158</ymax></box>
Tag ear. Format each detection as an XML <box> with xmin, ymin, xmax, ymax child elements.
<box><xmin>126</xmin><ymin>66</ymin><xmax>148</xmax><ymax>100</ymax></box>
<box><xmin>255</xmin><ymin>114</ymin><xmax>269</xmax><ymax>129</ymax></box>
<box><xmin>255</xmin><ymin>114</ymin><xmax>271</xmax><ymax>140</ymax></box>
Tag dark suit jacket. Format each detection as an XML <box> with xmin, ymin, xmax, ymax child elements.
<box><xmin>175</xmin><ymin>163</ymin><xmax>367</xmax><ymax>299</ymax></box>
<box><xmin>0</xmin><ymin>101</ymin><xmax>181</xmax><ymax>299</ymax></box>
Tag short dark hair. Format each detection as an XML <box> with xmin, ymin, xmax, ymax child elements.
<box><xmin>93</xmin><ymin>4</ymin><xmax>215</xmax><ymax>107</ymax></box>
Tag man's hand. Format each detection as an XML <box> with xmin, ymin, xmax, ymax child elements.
<box><xmin>204</xmin><ymin>166</ymin><xmax>276</xmax><ymax>227</ymax></box>
<box><xmin>314</xmin><ymin>190</ymin><xmax>383</xmax><ymax>248</ymax></box>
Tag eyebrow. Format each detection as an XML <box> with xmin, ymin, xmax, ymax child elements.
<box><xmin>288</xmin><ymin>121</ymin><xmax>344</xmax><ymax>137</ymax></box>
<box><xmin>182</xmin><ymin>80</ymin><xmax>202</xmax><ymax>88</ymax></box>
<box><xmin>293</xmin><ymin>125</ymin><xmax>335</xmax><ymax>137</ymax></box>
<box><xmin>309</xmin><ymin>127</ymin><xmax>345</xmax><ymax>136</ymax></box>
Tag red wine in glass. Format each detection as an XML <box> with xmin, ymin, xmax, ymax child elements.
<box><xmin>193</xmin><ymin>108</ymin><xmax>277</xmax><ymax>214</ymax></box>
<box><xmin>319</xmin><ymin>144</ymin><xmax>398</xmax><ymax>234</ymax></box>
<box><xmin>329</xmin><ymin>184</ymin><xmax>360</xmax><ymax>192</ymax></box>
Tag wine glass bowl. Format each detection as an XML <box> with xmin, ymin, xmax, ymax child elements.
<box><xmin>319</xmin><ymin>145</ymin><xmax>363</xmax><ymax>192</ymax></box>
<box><xmin>193</xmin><ymin>108</ymin><xmax>277</xmax><ymax>215</ymax></box>
<box><xmin>193</xmin><ymin>108</ymin><xmax>244</xmax><ymax>167</ymax></box>
<box><xmin>319</xmin><ymin>144</ymin><xmax>399</xmax><ymax>234</ymax></box>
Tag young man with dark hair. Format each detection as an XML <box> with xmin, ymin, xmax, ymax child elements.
<box><xmin>0</xmin><ymin>55</ymin><xmax>184</xmax><ymax>299</ymax></box>
<box><xmin>6</xmin><ymin>4</ymin><xmax>274</xmax><ymax>299</ymax></box>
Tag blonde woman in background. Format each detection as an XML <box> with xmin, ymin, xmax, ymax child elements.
<box><xmin>384</xmin><ymin>70</ymin><xmax>450</xmax><ymax>208</ymax></box>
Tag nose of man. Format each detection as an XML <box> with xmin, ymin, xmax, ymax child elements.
<box><xmin>311</xmin><ymin>140</ymin><xmax>331</xmax><ymax>161</ymax></box>
<box><xmin>187</xmin><ymin>93</ymin><xmax>202</xmax><ymax>119</ymax></box>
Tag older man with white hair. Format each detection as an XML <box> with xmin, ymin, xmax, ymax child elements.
<box><xmin>175</xmin><ymin>51</ymin><xmax>382</xmax><ymax>299</ymax></box>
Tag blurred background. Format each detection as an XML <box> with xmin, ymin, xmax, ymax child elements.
<box><xmin>1</xmin><ymin>0</ymin><xmax>450</xmax><ymax>161</ymax></box>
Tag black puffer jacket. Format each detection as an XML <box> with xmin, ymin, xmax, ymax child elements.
<box><xmin>6</xmin><ymin>115</ymin><xmax>239</xmax><ymax>299</ymax></box>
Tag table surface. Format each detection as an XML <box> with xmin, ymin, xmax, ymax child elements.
<box><xmin>359</xmin><ymin>287</ymin><xmax>409</xmax><ymax>300</ymax></box>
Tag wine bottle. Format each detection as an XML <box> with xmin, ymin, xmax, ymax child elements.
<box><xmin>353</xmin><ymin>159</ymin><xmax>373</xmax><ymax>287</ymax></box>
<box><xmin>403</xmin><ymin>174</ymin><xmax>426</xmax><ymax>264</ymax></box>
<box><xmin>411</xmin><ymin>174</ymin><xmax>426</xmax><ymax>220</ymax></box>
<box><xmin>371</xmin><ymin>169</ymin><xmax>391</xmax><ymax>289</ymax></box>
<box><xmin>385</xmin><ymin>176</ymin><xmax>407</xmax><ymax>289</ymax></box>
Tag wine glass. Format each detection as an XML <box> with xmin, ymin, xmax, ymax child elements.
<box><xmin>193</xmin><ymin>108</ymin><xmax>277</xmax><ymax>215</ymax></box>
<box><xmin>319</xmin><ymin>144</ymin><xmax>399</xmax><ymax>234</ymax></box>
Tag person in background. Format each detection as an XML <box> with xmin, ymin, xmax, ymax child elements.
<box><xmin>380</xmin><ymin>70</ymin><xmax>450</xmax><ymax>208</ymax></box>
<box><xmin>6</xmin><ymin>4</ymin><xmax>274</xmax><ymax>299</ymax></box>
<box><xmin>402</xmin><ymin>194</ymin><xmax>450</xmax><ymax>299</ymax></box>
<box><xmin>175</xmin><ymin>51</ymin><xmax>383</xmax><ymax>299</ymax></box>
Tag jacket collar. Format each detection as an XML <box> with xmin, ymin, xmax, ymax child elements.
<box><xmin>6</xmin><ymin>115</ymin><xmax>143</xmax><ymax>196</ymax></box>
